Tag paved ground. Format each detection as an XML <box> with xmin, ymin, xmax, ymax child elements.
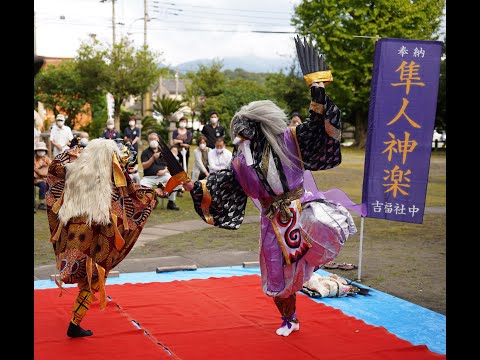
<box><xmin>33</xmin><ymin>208</ymin><xmax>445</xmax><ymax>281</ymax></box>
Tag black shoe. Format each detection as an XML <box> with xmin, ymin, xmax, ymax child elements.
<box><xmin>67</xmin><ymin>322</ymin><xmax>93</xmax><ymax>338</ymax></box>
<box><xmin>167</xmin><ymin>201</ymin><xmax>180</xmax><ymax>210</ymax></box>
<box><xmin>38</xmin><ymin>203</ymin><xmax>47</xmax><ymax>210</ymax></box>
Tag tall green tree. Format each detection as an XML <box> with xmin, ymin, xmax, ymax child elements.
<box><xmin>186</xmin><ymin>59</ymin><xmax>226</xmax><ymax>122</ymax></box>
<box><xmin>34</xmin><ymin>61</ymin><xmax>90</xmax><ymax>129</ymax></box>
<box><xmin>292</xmin><ymin>0</ymin><xmax>445</xmax><ymax>147</ymax></box>
<box><xmin>263</xmin><ymin>63</ymin><xmax>311</xmax><ymax>120</ymax></box>
<box><xmin>76</xmin><ymin>36</ymin><xmax>163</xmax><ymax>131</ymax></box>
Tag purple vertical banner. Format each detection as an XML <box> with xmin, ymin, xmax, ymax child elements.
<box><xmin>361</xmin><ymin>38</ymin><xmax>442</xmax><ymax>224</ymax></box>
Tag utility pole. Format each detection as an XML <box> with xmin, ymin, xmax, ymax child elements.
<box><xmin>112</xmin><ymin>0</ymin><xmax>116</xmax><ymax>45</ymax></box>
<box><xmin>34</xmin><ymin>11</ymin><xmax>37</xmax><ymax>55</ymax></box>
<box><xmin>144</xmin><ymin>0</ymin><xmax>151</xmax><ymax>117</ymax></box>
<box><xmin>144</xmin><ymin>0</ymin><xmax>148</xmax><ymax>47</ymax></box>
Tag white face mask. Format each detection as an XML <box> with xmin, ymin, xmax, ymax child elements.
<box><xmin>129</xmin><ymin>121</ymin><xmax>135</xmax><ymax>127</ymax></box>
<box><xmin>56</xmin><ymin>121</ymin><xmax>64</xmax><ymax>128</ymax></box>
<box><xmin>149</xmin><ymin>140</ymin><xmax>159</xmax><ymax>149</ymax></box>
<box><xmin>179</xmin><ymin>122</ymin><xmax>187</xmax><ymax>128</ymax></box>
<box><xmin>36</xmin><ymin>150</ymin><xmax>46</xmax><ymax>157</ymax></box>
<box><xmin>216</xmin><ymin>147</ymin><xmax>224</xmax><ymax>154</ymax></box>
<box><xmin>80</xmin><ymin>138</ymin><xmax>89</xmax><ymax>147</ymax></box>
<box><xmin>210</xmin><ymin>117</ymin><xmax>218</xmax><ymax>124</ymax></box>
<box><xmin>199</xmin><ymin>143</ymin><xmax>206</xmax><ymax>150</ymax></box>
<box><xmin>107</xmin><ymin>124</ymin><xmax>114</xmax><ymax>130</ymax></box>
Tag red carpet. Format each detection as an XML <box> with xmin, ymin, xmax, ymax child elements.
<box><xmin>34</xmin><ymin>288</ymin><xmax>177</xmax><ymax>359</ymax></box>
<box><xmin>35</xmin><ymin>275</ymin><xmax>445</xmax><ymax>359</ymax></box>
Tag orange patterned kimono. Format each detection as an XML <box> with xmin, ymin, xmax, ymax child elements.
<box><xmin>46</xmin><ymin>145</ymin><xmax>156</xmax><ymax>311</ymax></box>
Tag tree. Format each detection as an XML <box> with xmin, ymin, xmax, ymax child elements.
<box><xmin>76</xmin><ymin>36</ymin><xmax>163</xmax><ymax>131</ymax></box>
<box><xmin>292</xmin><ymin>0</ymin><xmax>445</xmax><ymax>147</ymax></box>
<box><xmin>266</xmin><ymin>63</ymin><xmax>311</xmax><ymax>119</ymax></box>
<box><xmin>186</xmin><ymin>59</ymin><xmax>226</xmax><ymax>122</ymax></box>
<box><xmin>150</xmin><ymin>95</ymin><xmax>185</xmax><ymax>141</ymax></box>
<box><xmin>34</xmin><ymin>61</ymin><xmax>90</xmax><ymax>129</ymax></box>
<box><xmin>209</xmin><ymin>79</ymin><xmax>269</xmax><ymax>142</ymax></box>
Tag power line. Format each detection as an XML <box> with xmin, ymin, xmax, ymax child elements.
<box><xmin>155</xmin><ymin>1</ymin><xmax>292</xmax><ymax>15</ymax></box>
<box><xmin>137</xmin><ymin>27</ymin><xmax>296</xmax><ymax>34</ymax></box>
<box><xmin>154</xmin><ymin>6</ymin><xmax>291</xmax><ymax>21</ymax></box>
<box><xmin>133</xmin><ymin>18</ymin><xmax>293</xmax><ymax>28</ymax></box>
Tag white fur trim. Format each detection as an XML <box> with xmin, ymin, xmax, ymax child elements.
<box><xmin>58</xmin><ymin>139</ymin><xmax>121</xmax><ymax>226</ymax></box>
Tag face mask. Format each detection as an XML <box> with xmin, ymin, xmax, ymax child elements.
<box><xmin>232</xmin><ymin>136</ymin><xmax>242</xmax><ymax>145</ymax></box>
<box><xmin>199</xmin><ymin>143</ymin><xmax>206</xmax><ymax>150</ymax></box>
<box><xmin>210</xmin><ymin>117</ymin><xmax>218</xmax><ymax>124</ymax></box>
<box><xmin>79</xmin><ymin>138</ymin><xmax>89</xmax><ymax>147</ymax></box>
<box><xmin>36</xmin><ymin>150</ymin><xmax>46</xmax><ymax>157</ymax></box>
<box><xmin>149</xmin><ymin>140</ymin><xmax>159</xmax><ymax>149</ymax></box>
<box><xmin>56</xmin><ymin>121</ymin><xmax>64</xmax><ymax>128</ymax></box>
<box><xmin>216</xmin><ymin>148</ymin><xmax>224</xmax><ymax>154</ymax></box>
<box><xmin>129</xmin><ymin>121</ymin><xmax>135</xmax><ymax>127</ymax></box>
<box><xmin>179</xmin><ymin>122</ymin><xmax>187</xmax><ymax>128</ymax></box>
<box><xmin>107</xmin><ymin>125</ymin><xmax>114</xmax><ymax>130</ymax></box>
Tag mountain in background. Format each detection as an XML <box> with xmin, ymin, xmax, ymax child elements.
<box><xmin>166</xmin><ymin>55</ymin><xmax>294</xmax><ymax>74</ymax></box>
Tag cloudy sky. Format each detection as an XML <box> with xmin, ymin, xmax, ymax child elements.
<box><xmin>34</xmin><ymin>0</ymin><xmax>302</xmax><ymax>66</ymax></box>
<box><xmin>34</xmin><ymin>0</ymin><xmax>445</xmax><ymax>67</ymax></box>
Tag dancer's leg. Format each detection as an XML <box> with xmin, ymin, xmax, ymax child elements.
<box><xmin>67</xmin><ymin>278</ymin><xmax>101</xmax><ymax>338</ymax></box>
<box><xmin>273</xmin><ymin>293</ymin><xmax>299</xmax><ymax>336</ymax></box>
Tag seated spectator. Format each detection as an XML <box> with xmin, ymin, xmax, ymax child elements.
<box><xmin>34</xmin><ymin>141</ymin><xmax>52</xmax><ymax>210</ymax></box>
<box><xmin>102</xmin><ymin>119</ymin><xmax>121</xmax><ymax>140</ymax></box>
<box><xmin>79</xmin><ymin>131</ymin><xmax>89</xmax><ymax>147</ymax></box>
<box><xmin>69</xmin><ymin>131</ymin><xmax>90</xmax><ymax>149</ymax></box>
<box><xmin>140</xmin><ymin>132</ymin><xmax>181</xmax><ymax>210</ymax></box>
<box><xmin>170</xmin><ymin>145</ymin><xmax>183</xmax><ymax>169</ymax></box>
<box><xmin>208</xmin><ymin>137</ymin><xmax>232</xmax><ymax>174</ymax></box>
<box><xmin>125</xmin><ymin>138</ymin><xmax>140</xmax><ymax>184</ymax></box>
<box><xmin>191</xmin><ymin>135</ymin><xmax>211</xmax><ymax>181</ymax></box>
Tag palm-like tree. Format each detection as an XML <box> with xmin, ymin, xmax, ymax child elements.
<box><xmin>151</xmin><ymin>95</ymin><xmax>185</xmax><ymax>122</ymax></box>
<box><xmin>148</xmin><ymin>95</ymin><xmax>185</xmax><ymax>143</ymax></box>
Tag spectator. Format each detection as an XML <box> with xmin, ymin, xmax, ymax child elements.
<box><xmin>102</xmin><ymin>119</ymin><xmax>121</xmax><ymax>140</ymax></box>
<box><xmin>50</xmin><ymin>114</ymin><xmax>73</xmax><ymax>157</ymax></box>
<box><xmin>79</xmin><ymin>132</ymin><xmax>89</xmax><ymax>148</ymax></box>
<box><xmin>126</xmin><ymin>153</ymin><xmax>141</xmax><ymax>184</ymax></box>
<box><xmin>169</xmin><ymin>145</ymin><xmax>183</xmax><ymax>169</ymax></box>
<box><xmin>123</xmin><ymin>137</ymin><xmax>140</xmax><ymax>185</ymax></box>
<box><xmin>69</xmin><ymin>131</ymin><xmax>90</xmax><ymax>149</ymax></box>
<box><xmin>208</xmin><ymin>137</ymin><xmax>232</xmax><ymax>174</ymax></box>
<box><xmin>201</xmin><ymin>111</ymin><xmax>225</xmax><ymax>149</ymax></box>
<box><xmin>140</xmin><ymin>133</ymin><xmax>180</xmax><ymax>210</ymax></box>
<box><xmin>171</xmin><ymin>116</ymin><xmax>193</xmax><ymax>172</ymax></box>
<box><xmin>191</xmin><ymin>135</ymin><xmax>211</xmax><ymax>181</ymax></box>
<box><xmin>34</xmin><ymin>126</ymin><xmax>41</xmax><ymax>147</ymax></box>
<box><xmin>289</xmin><ymin>112</ymin><xmax>303</xmax><ymax>127</ymax></box>
<box><xmin>34</xmin><ymin>141</ymin><xmax>52</xmax><ymax>210</ymax></box>
<box><xmin>123</xmin><ymin>116</ymin><xmax>141</xmax><ymax>153</ymax></box>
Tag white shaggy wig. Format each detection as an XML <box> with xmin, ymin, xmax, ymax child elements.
<box><xmin>230</xmin><ymin>100</ymin><xmax>297</xmax><ymax>168</ymax></box>
<box><xmin>58</xmin><ymin>138</ymin><xmax>121</xmax><ymax>226</ymax></box>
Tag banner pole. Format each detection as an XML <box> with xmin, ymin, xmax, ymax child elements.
<box><xmin>357</xmin><ymin>216</ymin><xmax>365</xmax><ymax>282</ymax></box>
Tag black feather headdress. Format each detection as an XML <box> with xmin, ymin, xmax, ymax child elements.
<box><xmin>294</xmin><ymin>35</ymin><xmax>333</xmax><ymax>86</ymax></box>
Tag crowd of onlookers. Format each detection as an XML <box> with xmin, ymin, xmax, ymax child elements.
<box><xmin>34</xmin><ymin>111</ymin><xmax>234</xmax><ymax>213</ymax></box>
